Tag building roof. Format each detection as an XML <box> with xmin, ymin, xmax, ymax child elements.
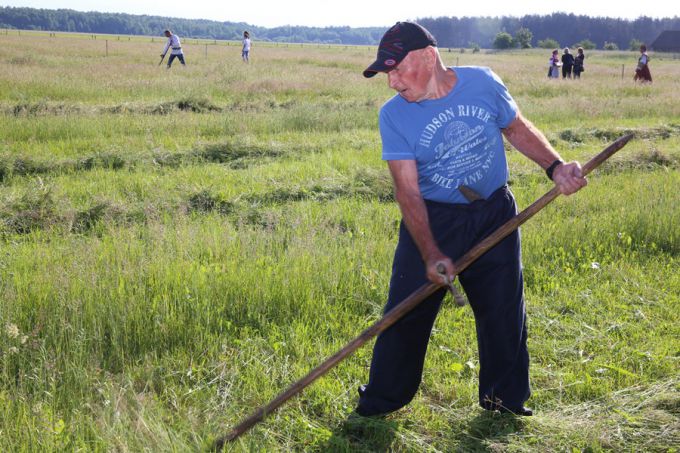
<box><xmin>651</xmin><ymin>31</ymin><xmax>680</xmax><ymax>52</ymax></box>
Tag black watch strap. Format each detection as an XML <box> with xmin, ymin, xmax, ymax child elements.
<box><xmin>546</xmin><ymin>159</ymin><xmax>564</xmax><ymax>181</ymax></box>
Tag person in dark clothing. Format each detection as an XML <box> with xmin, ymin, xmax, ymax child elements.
<box><xmin>561</xmin><ymin>48</ymin><xmax>575</xmax><ymax>79</ymax></box>
<box><xmin>573</xmin><ymin>47</ymin><xmax>585</xmax><ymax>79</ymax></box>
<box><xmin>634</xmin><ymin>44</ymin><xmax>652</xmax><ymax>83</ymax></box>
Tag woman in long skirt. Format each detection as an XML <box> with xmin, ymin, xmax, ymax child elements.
<box><xmin>634</xmin><ymin>44</ymin><xmax>652</xmax><ymax>83</ymax></box>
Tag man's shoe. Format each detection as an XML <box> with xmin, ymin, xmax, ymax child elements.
<box><xmin>499</xmin><ymin>406</ymin><xmax>533</xmax><ymax>416</ymax></box>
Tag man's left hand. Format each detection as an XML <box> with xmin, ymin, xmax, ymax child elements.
<box><xmin>553</xmin><ymin>161</ymin><xmax>587</xmax><ymax>195</ymax></box>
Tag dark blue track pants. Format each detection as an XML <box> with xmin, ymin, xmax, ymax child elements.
<box><xmin>167</xmin><ymin>54</ymin><xmax>186</xmax><ymax>67</ymax></box>
<box><xmin>357</xmin><ymin>186</ymin><xmax>530</xmax><ymax>415</ymax></box>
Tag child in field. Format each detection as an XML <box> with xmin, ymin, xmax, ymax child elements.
<box><xmin>242</xmin><ymin>31</ymin><xmax>251</xmax><ymax>63</ymax></box>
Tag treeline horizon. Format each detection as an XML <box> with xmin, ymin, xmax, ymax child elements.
<box><xmin>1</xmin><ymin>6</ymin><xmax>679</xmax><ymax>49</ymax></box>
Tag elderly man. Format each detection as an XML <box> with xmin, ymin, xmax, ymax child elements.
<box><xmin>356</xmin><ymin>22</ymin><xmax>586</xmax><ymax>417</ymax></box>
<box><xmin>161</xmin><ymin>29</ymin><xmax>186</xmax><ymax>68</ymax></box>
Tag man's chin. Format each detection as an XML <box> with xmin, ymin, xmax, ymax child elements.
<box><xmin>399</xmin><ymin>92</ymin><xmax>417</xmax><ymax>103</ymax></box>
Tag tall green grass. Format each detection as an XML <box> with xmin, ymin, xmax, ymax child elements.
<box><xmin>1</xmin><ymin>33</ymin><xmax>678</xmax><ymax>451</ymax></box>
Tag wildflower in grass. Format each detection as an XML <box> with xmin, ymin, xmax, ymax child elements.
<box><xmin>5</xmin><ymin>323</ymin><xmax>19</xmax><ymax>338</ymax></box>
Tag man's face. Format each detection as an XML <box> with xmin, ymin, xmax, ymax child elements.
<box><xmin>386</xmin><ymin>48</ymin><xmax>433</xmax><ymax>103</ymax></box>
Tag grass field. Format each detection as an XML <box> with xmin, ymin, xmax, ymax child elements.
<box><xmin>1</xmin><ymin>31</ymin><xmax>679</xmax><ymax>452</ymax></box>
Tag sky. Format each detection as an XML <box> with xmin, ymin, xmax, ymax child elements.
<box><xmin>2</xmin><ymin>0</ymin><xmax>677</xmax><ymax>28</ymax></box>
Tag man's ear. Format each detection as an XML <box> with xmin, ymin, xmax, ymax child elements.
<box><xmin>422</xmin><ymin>46</ymin><xmax>437</xmax><ymax>68</ymax></box>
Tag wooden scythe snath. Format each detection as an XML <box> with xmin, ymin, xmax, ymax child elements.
<box><xmin>213</xmin><ymin>134</ymin><xmax>634</xmax><ymax>450</ymax></box>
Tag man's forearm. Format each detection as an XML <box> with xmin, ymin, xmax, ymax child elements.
<box><xmin>395</xmin><ymin>190</ymin><xmax>442</xmax><ymax>262</ymax></box>
<box><xmin>503</xmin><ymin>114</ymin><xmax>562</xmax><ymax>169</ymax></box>
<box><xmin>503</xmin><ymin>113</ymin><xmax>587</xmax><ymax>195</ymax></box>
<box><xmin>387</xmin><ymin>159</ymin><xmax>453</xmax><ymax>280</ymax></box>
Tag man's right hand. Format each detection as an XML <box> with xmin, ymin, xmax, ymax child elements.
<box><xmin>552</xmin><ymin>161</ymin><xmax>587</xmax><ymax>195</ymax></box>
<box><xmin>426</xmin><ymin>254</ymin><xmax>456</xmax><ymax>286</ymax></box>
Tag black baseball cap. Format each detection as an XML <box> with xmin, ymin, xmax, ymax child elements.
<box><xmin>363</xmin><ymin>21</ymin><xmax>437</xmax><ymax>78</ymax></box>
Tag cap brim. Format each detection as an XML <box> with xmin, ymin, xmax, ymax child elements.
<box><xmin>362</xmin><ymin>60</ymin><xmax>388</xmax><ymax>78</ymax></box>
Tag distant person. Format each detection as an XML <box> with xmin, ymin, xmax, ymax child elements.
<box><xmin>573</xmin><ymin>47</ymin><xmax>585</xmax><ymax>79</ymax></box>
<box><xmin>161</xmin><ymin>29</ymin><xmax>185</xmax><ymax>68</ymax></box>
<box><xmin>548</xmin><ymin>49</ymin><xmax>561</xmax><ymax>78</ymax></box>
<box><xmin>634</xmin><ymin>44</ymin><xmax>652</xmax><ymax>83</ymax></box>
<box><xmin>242</xmin><ymin>31</ymin><xmax>251</xmax><ymax>63</ymax></box>
<box><xmin>561</xmin><ymin>48</ymin><xmax>575</xmax><ymax>79</ymax></box>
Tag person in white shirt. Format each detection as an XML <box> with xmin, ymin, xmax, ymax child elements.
<box><xmin>242</xmin><ymin>31</ymin><xmax>251</xmax><ymax>63</ymax></box>
<box><xmin>161</xmin><ymin>29</ymin><xmax>186</xmax><ymax>68</ymax></box>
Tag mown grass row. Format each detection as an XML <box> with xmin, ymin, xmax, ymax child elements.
<box><xmin>2</xmin><ymin>124</ymin><xmax>678</xmax><ymax>181</ymax></box>
<box><xmin>2</xmin><ymin>142</ymin><xmax>678</xmax><ymax>238</ymax></box>
<box><xmin>0</xmin><ymin>168</ymin><xmax>394</xmax><ymax>235</ymax></box>
<box><xmin>3</xmin><ymin>96</ymin><xmax>382</xmax><ymax>117</ymax></box>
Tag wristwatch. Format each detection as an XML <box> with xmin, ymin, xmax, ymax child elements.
<box><xmin>546</xmin><ymin>159</ymin><xmax>564</xmax><ymax>181</ymax></box>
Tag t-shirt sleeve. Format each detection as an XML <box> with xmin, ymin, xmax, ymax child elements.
<box><xmin>380</xmin><ymin>107</ymin><xmax>415</xmax><ymax>161</ymax></box>
<box><xmin>487</xmin><ymin>68</ymin><xmax>518</xmax><ymax>128</ymax></box>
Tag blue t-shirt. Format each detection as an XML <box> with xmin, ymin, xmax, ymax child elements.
<box><xmin>380</xmin><ymin>66</ymin><xmax>518</xmax><ymax>204</ymax></box>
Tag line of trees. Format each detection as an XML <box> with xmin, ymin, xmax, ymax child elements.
<box><xmin>1</xmin><ymin>6</ymin><xmax>678</xmax><ymax>49</ymax></box>
<box><xmin>418</xmin><ymin>14</ymin><xmax>680</xmax><ymax>50</ymax></box>
<box><xmin>0</xmin><ymin>7</ymin><xmax>384</xmax><ymax>44</ymax></box>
